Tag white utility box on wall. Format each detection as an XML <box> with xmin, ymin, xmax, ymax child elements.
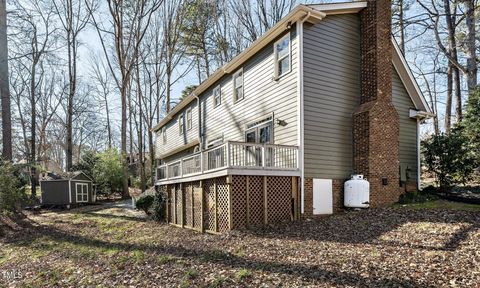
<box><xmin>312</xmin><ymin>179</ymin><xmax>333</xmax><ymax>215</ymax></box>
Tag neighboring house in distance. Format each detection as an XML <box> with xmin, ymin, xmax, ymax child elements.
<box><xmin>40</xmin><ymin>171</ymin><xmax>96</xmax><ymax>206</ymax></box>
<box><xmin>152</xmin><ymin>1</ymin><xmax>433</xmax><ymax>233</ymax></box>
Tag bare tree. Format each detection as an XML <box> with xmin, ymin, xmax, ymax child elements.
<box><xmin>86</xmin><ymin>0</ymin><xmax>162</xmax><ymax>197</ymax></box>
<box><xmin>53</xmin><ymin>0</ymin><xmax>90</xmax><ymax>171</ymax></box>
<box><xmin>89</xmin><ymin>53</ymin><xmax>114</xmax><ymax>148</ymax></box>
<box><xmin>11</xmin><ymin>0</ymin><xmax>58</xmax><ymax>197</ymax></box>
<box><xmin>0</xmin><ymin>0</ymin><xmax>12</xmax><ymax>160</ymax></box>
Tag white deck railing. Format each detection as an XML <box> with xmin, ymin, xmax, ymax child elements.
<box><xmin>156</xmin><ymin>141</ymin><xmax>298</xmax><ymax>182</ymax></box>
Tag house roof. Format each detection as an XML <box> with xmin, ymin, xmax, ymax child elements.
<box><xmin>153</xmin><ymin>1</ymin><xmax>431</xmax><ymax>132</ymax></box>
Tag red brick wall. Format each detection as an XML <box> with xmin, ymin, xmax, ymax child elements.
<box><xmin>353</xmin><ymin>0</ymin><xmax>401</xmax><ymax>207</ymax></box>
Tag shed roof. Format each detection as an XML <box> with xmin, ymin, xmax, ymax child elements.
<box><xmin>41</xmin><ymin>171</ymin><xmax>93</xmax><ymax>182</ymax></box>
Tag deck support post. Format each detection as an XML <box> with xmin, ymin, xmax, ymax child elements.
<box><xmin>180</xmin><ymin>183</ymin><xmax>184</xmax><ymax>228</ymax></box>
<box><xmin>200</xmin><ymin>180</ymin><xmax>204</xmax><ymax>233</ymax></box>
<box><xmin>263</xmin><ymin>176</ymin><xmax>268</xmax><ymax>224</ymax></box>
<box><xmin>227</xmin><ymin>175</ymin><xmax>233</xmax><ymax>230</ymax></box>
<box><xmin>214</xmin><ymin>178</ymin><xmax>218</xmax><ymax>233</ymax></box>
<box><xmin>246</xmin><ymin>176</ymin><xmax>250</xmax><ymax>228</ymax></box>
<box><xmin>292</xmin><ymin>176</ymin><xmax>298</xmax><ymax>220</ymax></box>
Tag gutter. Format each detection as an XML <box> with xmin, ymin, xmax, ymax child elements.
<box><xmin>195</xmin><ymin>94</ymin><xmax>202</xmax><ymax>151</ymax></box>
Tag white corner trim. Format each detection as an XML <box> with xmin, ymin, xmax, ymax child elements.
<box><xmin>417</xmin><ymin>119</ymin><xmax>422</xmax><ymax>191</ymax></box>
<box><xmin>68</xmin><ymin>180</ymin><xmax>72</xmax><ymax>204</ymax></box>
<box><xmin>297</xmin><ymin>16</ymin><xmax>307</xmax><ymax>214</ymax></box>
<box><xmin>392</xmin><ymin>39</ymin><xmax>432</xmax><ymax>114</ymax></box>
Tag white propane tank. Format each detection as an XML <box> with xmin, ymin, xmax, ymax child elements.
<box><xmin>344</xmin><ymin>175</ymin><xmax>370</xmax><ymax>208</ymax></box>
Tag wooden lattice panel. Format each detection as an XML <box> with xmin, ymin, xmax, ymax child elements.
<box><xmin>184</xmin><ymin>184</ymin><xmax>193</xmax><ymax>228</ymax></box>
<box><xmin>204</xmin><ymin>178</ymin><xmax>216</xmax><ymax>232</ymax></box>
<box><xmin>175</xmin><ymin>184</ymin><xmax>183</xmax><ymax>226</ymax></box>
<box><xmin>231</xmin><ymin>176</ymin><xmax>247</xmax><ymax>229</ymax></box>
<box><xmin>216</xmin><ymin>177</ymin><xmax>230</xmax><ymax>233</ymax></box>
<box><xmin>192</xmin><ymin>181</ymin><xmax>202</xmax><ymax>230</ymax></box>
<box><xmin>248</xmin><ymin>176</ymin><xmax>265</xmax><ymax>227</ymax></box>
<box><xmin>266</xmin><ymin>176</ymin><xmax>292</xmax><ymax>224</ymax></box>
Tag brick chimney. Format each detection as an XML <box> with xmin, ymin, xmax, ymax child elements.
<box><xmin>353</xmin><ymin>0</ymin><xmax>400</xmax><ymax>206</ymax></box>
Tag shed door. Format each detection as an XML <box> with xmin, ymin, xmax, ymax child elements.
<box><xmin>76</xmin><ymin>183</ymin><xmax>88</xmax><ymax>203</ymax></box>
<box><xmin>312</xmin><ymin>179</ymin><xmax>333</xmax><ymax>215</ymax></box>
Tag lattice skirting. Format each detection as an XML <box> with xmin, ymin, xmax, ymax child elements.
<box><xmin>161</xmin><ymin>175</ymin><xmax>299</xmax><ymax>233</ymax></box>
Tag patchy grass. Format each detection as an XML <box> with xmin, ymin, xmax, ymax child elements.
<box><xmin>1</xmin><ymin>201</ymin><xmax>480</xmax><ymax>287</ymax></box>
<box><xmin>400</xmin><ymin>199</ymin><xmax>480</xmax><ymax>211</ymax></box>
<box><xmin>236</xmin><ymin>268</ymin><xmax>252</xmax><ymax>281</ymax></box>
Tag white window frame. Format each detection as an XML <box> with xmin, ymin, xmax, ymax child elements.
<box><xmin>274</xmin><ymin>33</ymin><xmax>291</xmax><ymax>79</ymax></box>
<box><xmin>233</xmin><ymin>69</ymin><xmax>244</xmax><ymax>103</ymax></box>
<box><xmin>186</xmin><ymin>108</ymin><xmax>193</xmax><ymax>130</ymax></box>
<box><xmin>179</xmin><ymin>115</ymin><xmax>184</xmax><ymax>135</ymax></box>
<box><xmin>213</xmin><ymin>85</ymin><xmax>221</xmax><ymax>108</ymax></box>
<box><xmin>76</xmin><ymin>183</ymin><xmax>88</xmax><ymax>203</ymax></box>
<box><xmin>162</xmin><ymin>127</ymin><xmax>167</xmax><ymax>144</ymax></box>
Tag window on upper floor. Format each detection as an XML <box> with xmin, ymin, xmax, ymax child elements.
<box><xmin>179</xmin><ymin>115</ymin><xmax>184</xmax><ymax>135</ymax></box>
<box><xmin>186</xmin><ymin>108</ymin><xmax>193</xmax><ymax>130</ymax></box>
<box><xmin>274</xmin><ymin>33</ymin><xmax>291</xmax><ymax>79</ymax></box>
<box><xmin>233</xmin><ymin>69</ymin><xmax>244</xmax><ymax>103</ymax></box>
<box><xmin>213</xmin><ymin>85</ymin><xmax>221</xmax><ymax>107</ymax></box>
<box><xmin>162</xmin><ymin>127</ymin><xmax>166</xmax><ymax>144</ymax></box>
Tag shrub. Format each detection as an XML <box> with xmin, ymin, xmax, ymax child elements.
<box><xmin>398</xmin><ymin>186</ymin><xmax>439</xmax><ymax>204</ymax></box>
<box><xmin>422</xmin><ymin>129</ymin><xmax>478</xmax><ymax>190</ymax></box>
<box><xmin>136</xmin><ymin>194</ymin><xmax>154</xmax><ymax>215</ymax></box>
<box><xmin>0</xmin><ymin>161</ymin><xmax>22</xmax><ymax>214</ymax></box>
<box><xmin>93</xmin><ymin>149</ymin><xmax>123</xmax><ymax>196</ymax></box>
<box><xmin>152</xmin><ymin>189</ymin><xmax>166</xmax><ymax>221</ymax></box>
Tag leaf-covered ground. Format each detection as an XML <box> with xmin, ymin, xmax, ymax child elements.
<box><xmin>1</xmin><ymin>200</ymin><xmax>479</xmax><ymax>287</ymax></box>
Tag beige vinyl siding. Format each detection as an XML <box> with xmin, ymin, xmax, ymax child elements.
<box><xmin>200</xmin><ymin>28</ymin><xmax>298</xmax><ymax>147</ymax></box>
<box><xmin>303</xmin><ymin>14</ymin><xmax>361</xmax><ymax>179</ymax></box>
<box><xmin>155</xmin><ymin>26</ymin><xmax>299</xmax><ymax>163</ymax></box>
<box><xmin>392</xmin><ymin>67</ymin><xmax>418</xmax><ymax>181</ymax></box>
<box><xmin>155</xmin><ymin>101</ymin><xmax>199</xmax><ymax>159</ymax></box>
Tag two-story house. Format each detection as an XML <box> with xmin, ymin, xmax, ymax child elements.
<box><xmin>153</xmin><ymin>1</ymin><xmax>432</xmax><ymax>233</ymax></box>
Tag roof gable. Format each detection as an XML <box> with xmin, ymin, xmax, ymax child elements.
<box><xmin>153</xmin><ymin>1</ymin><xmax>432</xmax><ymax>131</ymax></box>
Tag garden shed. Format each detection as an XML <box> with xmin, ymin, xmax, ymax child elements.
<box><xmin>40</xmin><ymin>172</ymin><xmax>95</xmax><ymax>206</ymax></box>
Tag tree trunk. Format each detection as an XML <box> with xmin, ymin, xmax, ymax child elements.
<box><xmin>121</xmin><ymin>83</ymin><xmax>129</xmax><ymax>198</ymax></box>
<box><xmin>148</xmin><ymin>129</ymin><xmax>154</xmax><ymax>186</ymax></box>
<box><xmin>30</xmin><ymin>57</ymin><xmax>37</xmax><ymax>198</ymax></box>
<box><xmin>0</xmin><ymin>0</ymin><xmax>12</xmax><ymax>161</ymax></box>
<box><xmin>464</xmin><ymin>0</ymin><xmax>477</xmax><ymax>93</ymax></box>
<box><xmin>398</xmin><ymin>0</ymin><xmax>405</xmax><ymax>53</ymax></box>
<box><xmin>136</xmin><ymin>60</ymin><xmax>145</xmax><ymax>193</ymax></box>
<box><xmin>105</xmin><ymin>92</ymin><xmax>112</xmax><ymax>148</ymax></box>
<box><xmin>454</xmin><ymin>67</ymin><xmax>462</xmax><ymax>121</ymax></box>
<box><xmin>445</xmin><ymin>63</ymin><xmax>453</xmax><ymax>133</ymax></box>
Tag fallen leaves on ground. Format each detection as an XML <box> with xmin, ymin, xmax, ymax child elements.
<box><xmin>0</xmin><ymin>202</ymin><xmax>479</xmax><ymax>287</ymax></box>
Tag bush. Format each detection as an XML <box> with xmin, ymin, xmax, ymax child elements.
<box><xmin>398</xmin><ymin>185</ymin><xmax>439</xmax><ymax>204</ymax></box>
<box><xmin>422</xmin><ymin>128</ymin><xmax>478</xmax><ymax>190</ymax></box>
<box><xmin>0</xmin><ymin>161</ymin><xmax>22</xmax><ymax>214</ymax></box>
<box><xmin>136</xmin><ymin>194</ymin><xmax>154</xmax><ymax>215</ymax></box>
<box><xmin>152</xmin><ymin>189</ymin><xmax>166</xmax><ymax>221</ymax></box>
<box><xmin>93</xmin><ymin>149</ymin><xmax>123</xmax><ymax>196</ymax></box>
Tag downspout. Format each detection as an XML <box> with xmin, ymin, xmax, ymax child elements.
<box><xmin>298</xmin><ymin>12</ymin><xmax>310</xmax><ymax>214</ymax></box>
<box><xmin>195</xmin><ymin>94</ymin><xmax>202</xmax><ymax>151</ymax></box>
<box><xmin>416</xmin><ymin>118</ymin><xmax>421</xmax><ymax>191</ymax></box>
